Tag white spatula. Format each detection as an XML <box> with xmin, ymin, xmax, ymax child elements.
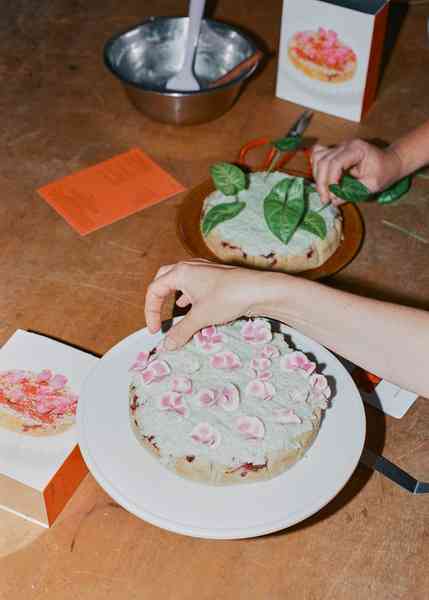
<box><xmin>166</xmin><ymin>0</ymin><xmax>205</xmax><ymax>91</ymax></box>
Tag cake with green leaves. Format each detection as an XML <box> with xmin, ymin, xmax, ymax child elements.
<box><xmin>200</xmin><ymin>163</ymin><xmax>342</xmax><ymax>273</ymax></box>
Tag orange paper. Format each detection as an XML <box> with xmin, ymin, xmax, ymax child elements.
<box><xmin>37</xmin><ymin>148</ymin><xmax>186</xmax><ymax>235</ymax></box>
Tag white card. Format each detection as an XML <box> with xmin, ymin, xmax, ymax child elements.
<box><xmin>0</xmin><ymin>330</ymin><xmax>98</xmax><ymax>489</ymax></box>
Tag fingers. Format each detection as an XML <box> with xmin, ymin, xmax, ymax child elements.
<box><xmin>145</xmin><ymin>268</ymin><xmax>180</xmax><ymax>334</ymax></box>
<box><xmin>164</xmin><ymin>308</ymin><xmax>205</xmax><ymax>351</ymax></box>
<box><xmin>312</xmin><ymin>140</ymin><xmax>367</xmax><ymax>204</ymax></box>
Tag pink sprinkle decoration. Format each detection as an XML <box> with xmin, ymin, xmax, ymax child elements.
<box><xmin>245</xmin><ymin>380</ymin><xmax>276</xmax><ymax>401</ymax></box>
<box><xmin>36</xmin><ymin>369</ymin><xmax>53</xmax><ymax>383</ymax></box>
<box><xmin>210</xmin><ymin>351</ymin><xmax>242</xmax><ymax>370</ymax></box>
<box><xmin>235</xmin><ymin>416</ymin><xmax>265</xmax><ymax>440</ymax></box>
<box><xmin>260</xmin><ymin>345</ymin><xmax>280</xmax><ymax>359</ymax></box>
<box><xmin>196</xmin><ymin>388</ymin><xmax>219</xmax><ymax>408</ymax></box>
<box><xmin>190</xmin><ymin>422</ymin><xmax>221</xmax><ymax>448</ymax></box>
<box><xmin>280</xmin><ymin>352</ymin><xmax>316</xmax><ymax>375</ymax></box>
<box><xmin>241</xmin><ymin>319</ymin><xmax>272</xmax><ymax>345</ymax></box>
<box><xmin>273</xmin><ymin>408</ymin><xmax>302</xmax><ymax>425</ymax></box>
<box><xmin>194</xmin><ymin>326</ymin><xmax>225</xmax><ymax>353</ymax></box>
<box><xmin>141</xmin><ymin>360</ymin><xmax>170</xmax><ymax>385</ymax></box>
<box><xmin>171</xmin><ymin>376</ymin><xmax>192</xmax><ymax>395</ymax></box>
<box><xmin>159</xmin><ymin>392</ymin><xmax>188</xmax><ymax>417</ymax></box>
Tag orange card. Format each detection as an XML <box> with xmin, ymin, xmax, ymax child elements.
<box><xmin>37</xmin><ymin>148</ymin><xmax>186</xmax><ymax>235</ymax></box>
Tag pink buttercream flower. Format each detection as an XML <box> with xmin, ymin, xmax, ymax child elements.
<box><xmin>235</xmin><ymin>416</ymin><xmax>265</xmax><ymax>440</ymax></box>
<box><xmin>249</xmin><ymin>357</ymin><xmax>272</xmax><ymax>381</ymax></box>
<box><xmin>241</xmin><ymin>320</ymin><xmax>272</xmax><ymax>345</ymax></box>
<box><xmin>245</xmin><ymin>379</ymin><xmax>276</xmax><ymax>401</ymax></box>
<box><xmin>159</xmin><ymin>392</ymin><xmax>188</xmax><ymax>417</ymax></box>
<box><xmin>210</xmin><ymin>351</ymin><xmax>242</xmax><ymax>370</ymax></box>
<box><xmin>194</xmin><ymin>326</ymin><xmax>225</xmax><ymax>353</ymax></box>
<box><xmin>140</xmin><ymin>360</ymin><xmax>170</xmax><ymax>385</ymax></box>
<box><xmin>273</xmin><ymin>408</ymin><xmax>302</xmax><ymax>425</ymax></box>
<box><xmin>219</xmin><ymin>383</ymin><xmax>240</xmax><ymax>412</ymax></box>
<box><xmin>129</xmin><ymin>351</ymin><xmax>153</xmax><ymax>373</ymax></box>
<box><xmin>280</xmin><ymin>352</ymin><xmax>316</xmax><ymax>375</ymax></box>
<box><xmin>196</xmin><ymin>388</ymin><xmax>219</xmax><ymax>408</ymax></box>
<box><xmin>190</xmin><ymin>422</ymin><xmax>221</xmax><ymax>448</ymax></box>
<box><xmin>309</xmin><ymin>374</ymin><xmax>331</xmax><ymax>399</ymax></box>
<box><xmin>171</xmin><ymin>376</ymin><xmax>192</xmax><ymax>395</ymax></box>
<box><xmin>260</xmin><ymin>345</ymin><xmax>280</xmax><ymax>359</ymax></box>
<box><xmin>197</xmin><ymin>384</ymin><xmax>240</xmax><ymax>412</ymax></box>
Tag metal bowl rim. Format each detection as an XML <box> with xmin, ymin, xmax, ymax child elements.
<box><xmin>103</xmin><ymin>16</ymin><xmax>259</xmax><ymax>96</ymax></box>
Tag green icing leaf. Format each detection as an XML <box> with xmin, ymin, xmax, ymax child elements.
<box><xmin>264</xmin><ymin>177</ymin><xmax>305</xmax><ymax>245</ymax></box>
<box><xmin>300</xmin><ymin>210</ymin><xmax>327</xmax><ymax>239</ymax></box>
<box><xmin>271</xmin><ymin>136</ymin><xmax>302</xmax><ymax>152</ymax></box>
<box><xmin>329</xmin><ymin>174</ymin><xmax>372</xmax><ymax>203</ymax></box>
<box><xmin>377</xmin><ymin>176</ymin><xmax>412</xmax><ymax>204</ymax></box>
<box><xmin>210</xmin><ymin>162</ymin><xmax>246</xmax><ymax>196</ymax></box>
<box><xmin>201</xmin><ymin>201</ymin><xmax>246</xmax><ymax>236</ymax></box>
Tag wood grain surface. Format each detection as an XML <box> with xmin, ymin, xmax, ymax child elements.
<box><xmin>0</xmin><ymin>1</ymin><xmax>428</xmax><ymax>599</ymax></box>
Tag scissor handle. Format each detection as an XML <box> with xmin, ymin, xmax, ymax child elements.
<box><xmin>238</xmin><ymin>139</ymin><xmax>314</xmax><ymax>178</ymax></box>
<box><xmin>276</xmin><ymin>147</ymin><xmax>313</xmax><ymax>178</ymax></box>
<box><xmin>238</xmin><ymin>137</ymin><xmax>277</xmax><ymax>171</ymax></box>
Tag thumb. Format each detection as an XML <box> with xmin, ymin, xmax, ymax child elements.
<box><xmin>164</xmin><ymin>309</ymin><xmax>205</xmax><ymax>351</ymax></box>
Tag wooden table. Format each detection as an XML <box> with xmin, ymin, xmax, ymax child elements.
<box><xmin>0</xmin><ymin>1</ymin><xmax>428</xmax><ymax>598</ymax></box>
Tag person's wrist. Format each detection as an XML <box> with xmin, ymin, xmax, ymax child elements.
<box><xmin>246</xmin><ymin>271</ymin><xmax>292</xmax><ymax>321</ymax></box>
<box><xmin>386</xmin><ymin>144</ymin><xmax>407</xmax><ymax>181</ymax></box>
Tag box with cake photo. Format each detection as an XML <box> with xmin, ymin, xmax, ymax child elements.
<box><xmin>0</xmin><ymin>330</ymin><xmax>98</xmax><ymax>526</ymax></box>
<box><xmin>276</xmin><ymin>0</ymin><xmax>390</xmax><ymax>122</ymax></box>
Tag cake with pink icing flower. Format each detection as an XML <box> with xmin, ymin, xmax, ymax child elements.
<box><xmin>129</xmin><ymin>318</ymin><xmax>331</xmax><ymax>485</ymax></box>
<box><xmin>0</xmin><ymin>369</ymin><xmax>78</xmax><ymax>436</ymax></box>
<box><xmin>288</xmin><ymin>28</ymin><xmax>357</xmax><ymax>83</ymax></box>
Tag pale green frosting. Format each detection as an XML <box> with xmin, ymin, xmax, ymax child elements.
<box><xmin>130</xmin><ymin>320</ymin><xmax>329</xmax><ymax>468</ymax></box>
<box><xmin>202</xmin><ymin>171</ymin><xmax>341</xmax><ymax>256</ymax></box>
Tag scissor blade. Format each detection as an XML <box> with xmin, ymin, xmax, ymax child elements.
<box><xmin>286</xmin><ymin>109</ymin><xmax>314</xmax><ymax>138</ymax></box>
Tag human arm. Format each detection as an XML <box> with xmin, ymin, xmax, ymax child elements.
<box><xmin>145</xmin><ymin>260</ymin><xmax>429</xmax><ymax>397</ymax></box>
<box><xmin>311</xmin><ymin>119</ymin><xmax>429</xmax><ymax>204</ymax></box>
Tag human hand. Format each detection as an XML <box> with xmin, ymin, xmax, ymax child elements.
<box><xmin>145</xmin><ymin>259</ymin><xmax>276</xmax><ymax>351</ymax></box>
<box><xmin>311</xmin><ymin>139</ymin><xmax>403</xmax><ymax>204</ymax></box>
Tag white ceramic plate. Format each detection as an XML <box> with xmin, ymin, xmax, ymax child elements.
<box><xmin>77</xmin><ymin>321</ymin><xmax>365</xmax><ymax>539</ymax></box>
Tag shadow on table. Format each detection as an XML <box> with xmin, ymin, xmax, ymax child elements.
<box><xmin>263</xmin><ymin>403</ymin><xmax>386</xmax><ymax>539</ymax></box>
<box><xmin>379</xmin><ymin>1</ymin><xmax>409</xmax><ymax>83</ymax></box>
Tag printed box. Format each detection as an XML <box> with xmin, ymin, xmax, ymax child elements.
<box><xmin>276</xmin><ymin>0</ymin><xmax>390</xmax><ymax>121</ymax></box>
<box><xmin>0</xmin><ymin>330</ymin><xmax>98</xmax><ymax>526</ymax></box>
<box><xmin>338</xmin><ymin>357</ymin><xmax>418</xmax><ymax>418</ymax></box>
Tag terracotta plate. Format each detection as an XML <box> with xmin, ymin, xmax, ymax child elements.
<box><xmin>177</xmin><ymin>173</ymin><xmax>364</xmax><ymax>280</ymax></box>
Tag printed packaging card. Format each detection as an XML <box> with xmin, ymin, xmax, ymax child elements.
<box><xmin>338</xmin><ymin>357</ymin><xmax>418</xmax><ymax>418</ymax></box>
<box><xmin>276</xmin><ymin>0</ymin><xmax>390</xmax><ymax>122</ymax></box>
<box><xmin>37</xmin><ymin>148</ymin><xmax>186</xmax><ymax>235</ymax></box>
<box><xmin>0</xmin><ymin>330</ymin><xmax>98</xmax><ymax>527</ymax></box>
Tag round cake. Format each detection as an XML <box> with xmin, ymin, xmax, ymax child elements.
<box><xmin>201</xmin><ymin>171</ymin><xmax>343</xmax><ymax>273</ymax></box>
<box><xmin>288</xmin><ymin>28</ymin><xmax>357</xmax><ymax>83</ymax></box>
<box><xmin>0</xmin><ymin>369</ymin><xmax>78</xmax><ymax>436</ymax></box>
<box><xmin>129</xmin><ymin>318</ymin><xmax>332</xmax><ymax>485</ymax></box>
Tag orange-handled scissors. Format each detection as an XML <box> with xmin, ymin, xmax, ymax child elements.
<box><xmin>238</xmin><ymin>109</ymin><xmax>314</xmax><ymax>176</ymax></box>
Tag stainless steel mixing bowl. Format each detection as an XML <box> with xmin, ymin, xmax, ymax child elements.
<box><xmin>104</xmin><ymin>17</ymin><xmax>260</xmax><ymax>125</ymax></box>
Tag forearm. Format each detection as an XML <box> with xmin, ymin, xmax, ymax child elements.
<box><xmin>252</xmin><ymin>273</ymin><xmax>429</xmax><ymax>397</ymax></box>
<box><xmin>389</xmin><ymin>119</ymin><xmax>429</xmax><ymax>178</ymax></box>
